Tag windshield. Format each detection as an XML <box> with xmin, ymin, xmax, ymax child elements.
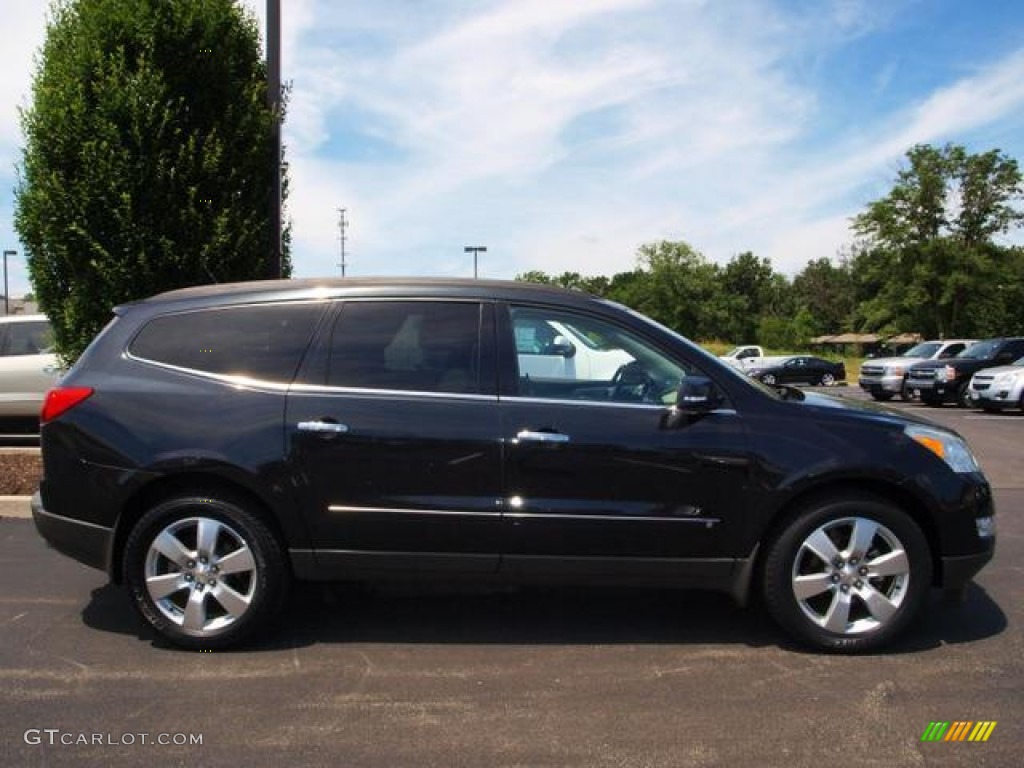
<box><xmin>902</xmin><ymin>341</ymin><xmax>940</xmax><ymax>358</ymax></box>
<box><xmin>957</xmin><ymin>340</ymin><xmax>999</xmax><ymax>359</ymax></box>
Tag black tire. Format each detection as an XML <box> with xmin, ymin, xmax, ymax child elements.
<box><xmin>956</xmin><ymin>383</ymin><xmax>972</xmax><ymax>409</ymax></box>
<box><xmin>123</xmin><ymin>492</ymin><xmax>289</xmax><ymax>650</ymax></box>
<box><xmin>920</xmin><ymin>393</ymin><xmax>943</xmax><ymax>407</ymax></box>
<box><xmin>819</xmin><ymin>373</ymin><xmax>836</xmax><ymax>387</ymax></box>
<box><xmin>899</xmin><ymin>381</ymin><xmax>916</xmax><ymax>401</ymax></box>
<box><xmin>762</xmin><ymin>494</ymin><xmax>932</xmax><ymax>653</ymax></box>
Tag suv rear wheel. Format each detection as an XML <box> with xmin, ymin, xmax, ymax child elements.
<box><xmin>763</xmin><ymin>494</ymin><xmax>931</xmax><ymax>653</ymax></box>
<box><xmin>123</xmin><ymin>493</ymin><xmax>288</xmax><ymax>650</ymax></box>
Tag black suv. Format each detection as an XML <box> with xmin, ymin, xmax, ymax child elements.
<box><xmin>906</xmin><ymin>337</ymin><xmax>1024</xmax><ymax>407</ymax></box>
<box><xmin>32</xmin><ymin>279</ymin><xmax>995</xmax><ymax>652</ymax></box>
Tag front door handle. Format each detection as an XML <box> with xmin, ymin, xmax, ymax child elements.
<box><xmin>297</xmin><ymin>420</ymin><xmax>350</xmax><ymax>435</ymax></box>
<box><xmin>516</xmin><ymin>429</ymin><xmax>570</xmax><ymax>444</ymax></box>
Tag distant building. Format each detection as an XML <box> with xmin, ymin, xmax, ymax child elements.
<box><xmin>1</xmin><ymin>297</ymin><xmax>40</xmax><ymax>315</ymax></box>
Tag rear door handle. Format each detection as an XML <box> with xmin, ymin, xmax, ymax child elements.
<box><xmin>516</xmin><ymin>429</ymin><xmax>570</xmax><ymax>444</ymax></box>
<box><xmin>297</xmin><ymin>420</ymin><xmax>350</xmax><ymax>435</ymax></box>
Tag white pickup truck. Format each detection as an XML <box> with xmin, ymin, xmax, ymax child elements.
<box><xmin>718</xmin><ymin>345</ymin><xmax>768</xmax><ymax>370</ymax></box>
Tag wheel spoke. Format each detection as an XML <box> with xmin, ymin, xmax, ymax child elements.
<box><xmin>196</xmin><ymin>518</ymin><xmax>221</xmax><ymax>559</ymax></box>
<box><xmin>793</xmin><ymin>572</ymin><xmax>835</xmax><ymax>600</ymax></box>
<box><xmin>860</xmin><ymin>584</ymin><xmax>899</xmax><ymax>623</ymax></box>
<box><xmin>212</xmin><ymin>582</ymin><xmax>251</xmax><ymax>619</ymax></box>
<box><xmin>867</xmin><ymin>549</ymin><xmax>909</xmax><ymax>578</ymax></box>
<box><xmin>152</xmin><ymin>531</ymin><xmax>193</xmax><ymax>568</ymax></box>
<box><xmin>215</xmin><ymin>546</ymin><xmax>255</xmax><ymax>576</ymax></box>
<box><xmin>182</xmin><ymin>587</ymin><xmax>208</xmax><ymax>631</ymax></box>
<box><xmin>803</xmin><ymin>529</ymin><xmax>839</xmax><ymax>564</ymax></box>
<box><xmin>147</xmin><ymin>572</ymin><xmax>189</xmax><ymax>600</ymax></box>
<box><xmin>822</xmin><ymin>590</ymin><xmax>853</xmax><ymax>632</ymax></box>
<box><xmin>848</xmin><ymin>518</ymin><xmax>878</xmax><ymax>560</ymax></box>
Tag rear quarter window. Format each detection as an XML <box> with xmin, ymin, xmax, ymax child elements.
<box><xmin>129</xmin><ymin>302</ymin><xmax>324</xmax><ymax>383</ymax></box>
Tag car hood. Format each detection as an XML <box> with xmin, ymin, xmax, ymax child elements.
<box><xmin>861</xmin><ymin>356</ymin><xmax>926</xmax><ymax>369</ymax></box>
<box><xmin>972</xmin><ymin>363</ymin><xmax>1023</xmax><ymax>377</ymax></box>
<box><xmin>793</xmin><ymin>390</ymin><xmax>950</xmax><ymax>430</ymax></box>
<box><xmin>908</xmin><ymin>358</ymin><xmax>986</xmax><ymax>370</ymax></box>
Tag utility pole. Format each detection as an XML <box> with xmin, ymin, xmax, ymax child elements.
<box><xmin>266</xmin><ymin>0</ymin><xmax>282</xmax><ymax>278</ymax></box>
<box><xmin>338</xmin><ymin>208</ymin><xmax>349</xmax><ymax>277</ymax></box>
<box><xmin>464</xmin><ymin>246</ymin><xmax>487</xmax><ymax>279</ymax></box>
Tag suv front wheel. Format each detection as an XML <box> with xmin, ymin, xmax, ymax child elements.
<box><xmin>123</xmin><ymin>492</ymin><xmax>289</xmax><ymax>650</ymax></box>
<box><xmin>762</xmin><ymin>495</ymin><xmax>932</xmax><ymax>653</ymax></box>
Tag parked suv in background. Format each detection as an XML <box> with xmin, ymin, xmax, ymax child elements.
<box><xmin>968</xmin><ymin>356</ymin><xmax>1024</xmax><ymax>412</ymax></box>
<box><xmin>0</xmin><ymin>314</ymin><xmax>60</xmax><ymax>418</ymax></box>
<box><xmin>32</xmin><ymin>279</ymin><xmax>995</xmax><ymax>653</ymax></box>
<box><xmin>906</xmin><ymin>337</ymin><xmax>1024</xmax><ymax>407</ymax></box>
<box><xmin>858</xmin><ymin>339</ymin><xmax>974</xmax><ymax>402</ymax></box>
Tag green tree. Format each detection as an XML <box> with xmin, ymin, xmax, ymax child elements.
<box><xmin>633</xmin><ymin>240</ymin><xmax>728</xmax><ymax>338</ymax></box>
<box><xmin>852</xmin><ymin>143</ymin><xmax>1023</xmax><ymax>337</ymax></box>
<box><xmin>16</xmin><ymin>0</ymin><xmax>289</xmax><ymax>362</ymax></box>
<box><xmin>720</xmin><ymin>251</ymin><xmax>779</xmax><ymax>342</ymax></box>
<box><xmin>791</xmin><ymin>256</ymin><xmax>856</xmax><ymax>336</ymax></box>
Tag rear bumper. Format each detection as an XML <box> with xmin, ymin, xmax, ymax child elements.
<box><xmin>32</xmin><ymin>491</ymin><xmax>114</xmax><ymax>574</ymax></box>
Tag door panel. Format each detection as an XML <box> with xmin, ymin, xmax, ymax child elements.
<box><xmin>501</xmin><ymin>400</ymin><xmax>749</xmax><ymax>560</ymax></box>
<box><xmin>286</xmin><ymin>300</ymin><xmax>502</xmax><ymax>573</ymax></box>
<box><xmin>498</xmin><ymin>304</ymin><xmax>751</xmax><ymax>567</ymax></box>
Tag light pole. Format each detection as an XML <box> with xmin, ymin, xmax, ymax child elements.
<box><xmin>267</xmin><ymin>0</ymin><xmax>282</xmax><ymax>279</ymax></box>
<box><xmin>2</xmin><ymin>250</ymin><xmax>14</xmax><ymax>315</ymax></box>
<box><xmin>464</xmin><ymin>246</ymin><xmax>487</xmax><ymax>279</ymax></box>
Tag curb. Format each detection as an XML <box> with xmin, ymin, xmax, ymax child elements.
<box><xmin>0</xmin><ymin>496</ymin><xmax>33</xmax><ymax>519</ymax></box>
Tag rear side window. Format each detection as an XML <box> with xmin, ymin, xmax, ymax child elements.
<box><xmin>327</xmin><ymin>301</ymin><xmax>483</xmax><ymax>394</ymax></box>
<box><xmin>129</xmin><ymin>303</ymin><xmax>324</xmax><ymax>383</ymax></box>
<box><xmin>0</xmin><ymin>321</ymin><xmax>53</xmax><ymax>356</ymax></box>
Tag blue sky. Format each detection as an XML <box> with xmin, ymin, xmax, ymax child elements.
<box><xmin>3</xmin><ymin>0</ymin><xmax>1024</xmax><ymax>297</ymax></box>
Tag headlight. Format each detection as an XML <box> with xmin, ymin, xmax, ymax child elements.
<box><xmin>935</xmin><ymin>365</ymin><xmax>956</xmax><ymax>382</ymax></box>
<box><xmin>994</xmin><ymin>371</ymin><xmax>1021</xmax><ymax>386</ymax></box>
<box><xmin>890</xmin><ymin>366</ymin><xmax>905</xmax><ymax>376</ymax></box>
<box><xmin>905</xmin><ymin>425</ymin><xmax>981</xmax><ymax>474</ymax></box>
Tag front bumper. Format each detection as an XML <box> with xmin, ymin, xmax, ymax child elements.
<box><xmin>940</xmin><ymin>547</ymin><xmax>995</xmax><ymax>590</ymax></box>
<box><xmin>31</xmin><ymin>491</ymin><xmax>114</xmax><ymax>575</ymax></box>
<box><xmin>968</xmin><ymin>383</ymin><xmax>1022</xmax><ymax>408</ymax></box>
<box><xmin>858</xmin><ymin>375</ymin><xmax>902</xmax><ymax>394</ymax></box>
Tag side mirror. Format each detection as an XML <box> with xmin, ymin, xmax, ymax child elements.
<box><xmin>667</xmin><ymin>376</ymin><xmax>722</xmax><ymax>425</ymax></box>
<box><xmin>549</xmin><ymin>335</ymin><xmax>577</xmax><ymax>358</ymax></box>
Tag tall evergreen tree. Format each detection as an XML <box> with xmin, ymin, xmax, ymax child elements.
<box><xmin>16</xmin><ymin>0</ymin><xmax>289</xmax><ymax>361</ymax></box>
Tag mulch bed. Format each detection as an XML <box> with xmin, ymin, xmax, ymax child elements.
<box><xmin>0</xmin><ymin>453</ymin><xmax>43</xmax><ymax>495</ymax></box>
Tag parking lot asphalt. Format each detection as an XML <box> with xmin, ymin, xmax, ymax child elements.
<box><xmin>1</xmin><ymin>390</ymin><xmax>1021</xmax><ymax>767</ymax></box>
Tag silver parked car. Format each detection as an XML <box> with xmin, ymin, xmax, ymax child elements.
<box><xmin>858</xmin><ymin>339</ymin><xmax>974</xmax><ymax>401</ymax></box>
<box><xmin>968</xmin><ymin>357</ymin><xmax>1024</xmax><ymax>412</ymax></box>
<box><xmin>0</xmin><ymin>314</ymin><xmax>60</xmax><ymax>418</ymax></box>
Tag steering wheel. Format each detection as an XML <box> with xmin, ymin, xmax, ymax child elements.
<box><xmin>610</xmin><ymin>361</ymin><xmax>655</xmax><ymax>402</ymax></box>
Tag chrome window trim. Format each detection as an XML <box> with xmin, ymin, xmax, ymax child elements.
<box><xmin>290</xmin><ymin>383</ymin><xmax>499</xmax><ymax>402</ymax></box>
<box><xmin>502</xmin><ymin>395</ymin><xmax>737</xmax><ymax>415</ymax></box>
<box><xmin>123</xmin><ymin>355</ymin><xmax>294</xmax><ymax>392</ymax></box>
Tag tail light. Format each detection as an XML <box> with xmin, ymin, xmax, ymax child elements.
<box><xmin>40</xmin><ymin>386</ymin><xmax>94</xmax><ymax>423</ymax></box>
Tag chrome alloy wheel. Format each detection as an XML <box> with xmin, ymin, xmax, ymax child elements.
<box><xmin>144</xmin><ymin>516</ymin><xmax>258</xmax><ymax>634</ymax></box>
<box><xmin>790</xmin><ymin>516</ymin><xmax>910</xmax><ymax>635</ymax></box>
<box><xmin>820</xmin><ymin>372</ymin><xmax>836</xmax><ymax>386</ymax></box>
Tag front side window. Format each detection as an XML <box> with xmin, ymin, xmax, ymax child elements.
<box><xmin>1</xmin><ymin>321</ymin><xmax>53</xmax><ymax>357</ymax></box>
<box><xmin>510</xmin><ymin>306</ymin><xmax>688</xmax><ymax>405</ymax></box>
<box><xmin>327</xmin><ymin>301</ymin><xmax>483</xmax><ymax>394</ymax></box>
<box><xmin>129</xmin><ymin>303</ymin><xmax>324</xmax><ymax>383</ymax></box>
